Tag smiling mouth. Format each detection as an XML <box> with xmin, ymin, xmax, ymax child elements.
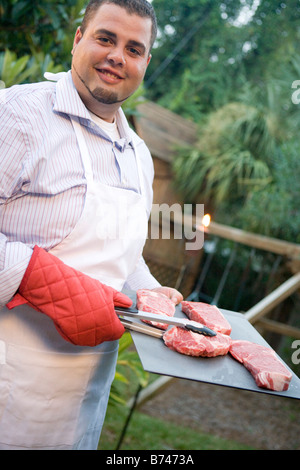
<box><xmin>97</xmin><ymin>68</ymin><xmax>123</xmax><ymax>81</ymax></box>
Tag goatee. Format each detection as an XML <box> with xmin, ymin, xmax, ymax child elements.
<box><xmin>73</xmin><ymin>64</ymin><xmax>126</xmax><ymax>104</ymax></box>
<box><xmin>89</xmin><ymin>86</ymin><xmax>120</xmax><ymax>105</ymax></box>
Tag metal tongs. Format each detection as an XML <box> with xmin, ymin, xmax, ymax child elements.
<box><xmin>115</xmin><ymin>306</ymin><xmax>217</xmax><ymax>337</ymax></box>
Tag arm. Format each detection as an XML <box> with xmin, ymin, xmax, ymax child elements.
<box><xmin>0</xmin><ymin>95</ymin><xmax>132</xmax><ymax>345</ymax></box>
<box><xmin>124</xmin><ymin>257</ymin><xmax>183</xmax><ymax>305</ymax></box>
<box><xmin>0</xmin><ymin>97</ymin><xmax>33</xmax><ymax>306</ymax></box>
<box><xmin>123</xmin><ymin>256</ymin><xmax>160</xmax><ymax>291</ymax></box>
<box><xmin>7</xmin><ymin>245</ymin><xmax>132</xmax><ymax>346</ymax></box>
<box><xmin>0</xmin><ymin>238</ymin><xmax>32</xmax><ymax>307</ymax></box>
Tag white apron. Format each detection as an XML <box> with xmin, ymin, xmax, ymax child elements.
<box><xmin>0</xmin><ymin>89</ymin><xmax>148</xmax><ymax>449</ymax></box>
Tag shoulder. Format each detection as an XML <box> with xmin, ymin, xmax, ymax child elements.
<box><xmin>0</xmin><ymin>80</ymin><xmax>56</xmax><ymax>115</ymax></box>
<box><xmin>0</xmin><ymin>81</ymin><xmax>60</xmax><ymax>144</ymax></box>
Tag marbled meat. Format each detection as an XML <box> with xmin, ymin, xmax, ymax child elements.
<box><xmin>230</xmin><ymin>340</ymin><xmax>292</xmax><ymax>391</ymax></box>
<box><xmin>136</xmin><ymin>289</ymin><xmax>175</xmax><ymax>329</ymax></box>
<box><xmin>181</xmin><ymin>301</ymin><xmax>232</xmax><ymax>335</ymax></box>
<box><xmin>163</xmin><ymin>326</ymin><xmax>232</xmax><ymax>357</ymax></box>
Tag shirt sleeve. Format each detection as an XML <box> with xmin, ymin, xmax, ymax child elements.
<box><xmin>0</xmin><ymin>97</ymin><xmax>33</xmax><ymax>306</ymax></box>
<box><xmin>124</xmin><ymin>256</ymin><xmax>161</xmax><ymax>291</ymax></box>
<box><xmin>0</xmin><ymin>239</ymin><xmax>32</xmax><ymax>306</ymax></box>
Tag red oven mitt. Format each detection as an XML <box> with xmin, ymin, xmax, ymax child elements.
<box><xmin>6</xmin><ymin>245</ymin><xmax>132</xmax><ymax>347</ymax></box>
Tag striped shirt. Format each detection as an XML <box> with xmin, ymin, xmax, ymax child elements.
<box><xmin>0</xmin><ymin>71</ymin><xmax>159</xmax><ymax>306</ymax></box>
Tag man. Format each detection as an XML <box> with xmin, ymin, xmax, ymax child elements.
<box><xmin>0</xmin><ymin>0</ymin><xmax>182</xmax><ymax>450</ymax></box>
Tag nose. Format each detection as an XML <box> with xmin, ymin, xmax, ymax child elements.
<box><xmin>107</xmin><ymin>46</ymin><xmax>126</xmax><ymax>67</ymax></box>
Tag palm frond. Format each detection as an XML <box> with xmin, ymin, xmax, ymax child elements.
<box><xmin>172</xmin><ymin>101</ymin><xmax>276</xmax><ymax>206</ymax></box>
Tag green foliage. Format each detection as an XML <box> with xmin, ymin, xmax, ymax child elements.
<box><xmin>238</xmin><ymin>139</ymin><xmax>300</xmax><ymax>242</ymax></box>
<box><xmin>152</xmin><ymin>0</ymin><xmax>300</xmax><ymax>241</ymax></box>
<box><xmin>173</xmin><ymin>102</ymin><xmax>274</xmax><ymax>205</ymax></box>
<box><xmin>172</xmin><ymin>92</ymin><xmax>300</xmax><ymax>243</ymax></box>
<box><xmin>147</xmin><ymin>0</ymin><xmax>300</xmax><ymax>119</ymax></box>
<box><xmin>0</xmin><ymin>0</ymin><xmax>85</xmax><ymax>69</ymax></box>
<box><xmin>0</xmin><ymin>0</ymin><xmax>87</xmax><ymax>86</ymax></box>
<box><xmin>122</xmin><ymin>84</ymin><xmax>147</xmax><ymax>118</ymax></box>
<box><xmin>0</xmin><ymin>49</ymin><xmax>38</xmax><ymax>87</ymax></box>
<box><xmin>108</xmin><ymin>333</ymin><xmax>149</xmax><ymax>407</ymax></box>
<box><xmin>147</xmin><ymin>0</ymin><xmax>251</xmax><ymax>110</ymax></box>
<box><xmin>0</xmin><ymin>48</ymin><xmax>64</xmax><ymax>87</ymax></box>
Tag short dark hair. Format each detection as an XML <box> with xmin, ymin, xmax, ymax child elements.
<box><xmin>80</xmin><ymin>0</ymin><xmax>157</xmax><ymax>52</ymax></box>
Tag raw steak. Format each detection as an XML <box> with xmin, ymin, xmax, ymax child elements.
<box><xmin>136</xmin><ymin>289</ymin><xmax>175</xmax><ymax>330</ymax></box>
<box><xmin>230</xmin><ymin>340</ymin><xmax>292</xmax><ymax>391</ymax></box>
<box><xmin>163</xmin><ymin>326</ymin><xmax>232</xmax><ymax>357</ymax></box>
<box><xmin>181</xmin><ymin>301</ymin><xmax>232</xmax><ymax>335</ymax></box>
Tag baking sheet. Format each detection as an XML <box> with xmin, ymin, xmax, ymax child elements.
<box><xmin>125</xmin><ymin>293</ymin><xmax>300</xmax><ymax>399</ymax></box>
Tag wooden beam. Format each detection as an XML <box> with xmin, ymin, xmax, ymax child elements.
<box><xmin>204</xmin><ymin>221</ymin><xmax>300</xmax><ymax>258</ymax></box>
<box><xmin>256</xmin><ymin>318</ymin><xmax>300</xmax><ymax>339</ymax></box>
<box><xmin>150</xmin><ymin>208</ymin><xmax>300</xmax><ymax>259</ymax></box>
<box><xmin>244</xmin><ymin>272</ymin><xmax>300</xmax><ymax>323</ymax></box>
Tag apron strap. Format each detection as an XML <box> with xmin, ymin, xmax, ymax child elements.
<box><xmin>70</xmin><ymin>117</ymin><xmax>94</xmax><ymax>185</ymax></box>
<box><xmin>72</xmin><ymin>116</ymin><xmax>147</xmax><ymax>201</ymax></box>
<box><xmin>131</xmin><ymin>140</ymin><xmax>146</xmax><ymax>199</ymax></box>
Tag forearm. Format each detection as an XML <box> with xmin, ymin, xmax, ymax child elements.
<box><xmin>6</xmin><ymin>245</ymin><xmax>132</xmax><ymax>346</ymax></box>
<box><xmin>124</xmin><ymin>258</ymin><xmax>184</xmax><ymax>305</ymax></box>
<box><xmin>124</xmin><ymin>257</ymin><xmax>161</xmax><ymax>291</ymax></box>
<box><xmin>0</xmin><ymin>99</ymin><xmax>34</xmax><ymax>305</ymax></box>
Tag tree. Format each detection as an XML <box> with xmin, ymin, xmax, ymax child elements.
<box><xmin>0</xmin><ymin>0</ymin><xmax>86</xmax><ymax>82</ymax></box>
<box><xmin>146</xmin><ymin>0</ymin><xmax>300</xmax><ymax>122</ymax></box>
<box><xmin>172</xmin><ymin>101</ymin><xmax>274</xmax><ymax>206</ymax></box>
<box><xmin>147</xmin><ymin>0</ymin><xmax>300</xmax><ymax>242</ymax></box>
<box><xmin>146</xmin><ymin>0</ymin><xmax>252</xmax><ymax>117</ymax></box>
<box><xmin>238</xmin><ymin>138</ymin><xmax>300</xmax><ymax>242</ymax></box>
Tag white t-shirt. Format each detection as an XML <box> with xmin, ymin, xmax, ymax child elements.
<box><xmin>89</xmin><ymin>110</ymin><xmax>121</xmax><ymax>141</ymax></box>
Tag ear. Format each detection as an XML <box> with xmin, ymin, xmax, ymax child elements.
<box><xmin>146</xmin><ymin>54</ymin><xmax>152</xmax><ymax>67</ymax></box>
<box><xmin>71</xmin><ymin>27</ymin><xmax>83</xmax><ymax>55</ymax></box>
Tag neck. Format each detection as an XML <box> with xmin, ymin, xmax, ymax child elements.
<box><xmin>86</xmin><ymin>101</ymin><xmax>119</xmax><ymax>123</ymax></box>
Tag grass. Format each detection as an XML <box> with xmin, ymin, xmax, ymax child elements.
<box><xmin>98</xmin><ymin>402</ymin><xmax>255</xmax><ymax>451</ymax></box>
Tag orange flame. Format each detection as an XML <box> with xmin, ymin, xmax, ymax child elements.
<box><xmin>202</xmin><ymin>213</ymin><xmax>211</xmax><ymax>227</ymax></box>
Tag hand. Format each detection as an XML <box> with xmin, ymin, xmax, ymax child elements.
<box><xmin>6</xmin><ymin>245</ymin><xmax>132</xmax><ymax>347</ymax></box>
<box><xmin>151</xmin><ymin>286</ymin><xmax>183</xmax><ymax>305</ymax></box>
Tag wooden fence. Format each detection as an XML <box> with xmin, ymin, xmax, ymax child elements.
<box><xmin>155</xmin><ymin>207</ymin><xmax>300</xmax><ymax>340</ymax></box>
<box><xmin>133</xmin><ymin>101</ymin><xmax>300</xmax><ymax>340</ymax></box>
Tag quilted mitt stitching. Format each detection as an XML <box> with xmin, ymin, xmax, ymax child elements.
<box><xmin>7</xmin><ymin>246</ymin><xmax>131</xmax><ymax>346</ymax></box>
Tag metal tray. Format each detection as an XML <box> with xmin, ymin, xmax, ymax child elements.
<box><xmin>126</xmin><ymin>293</ymin><xmax>300</xmax><ymax>399</ymax></box>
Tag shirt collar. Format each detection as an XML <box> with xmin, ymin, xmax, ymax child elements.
<box><xmin>53</xmin><ymin>70</ymin><xmax>134</xmax><ymax>147</ymax></box>
<box><xmin>53</xmin><ymin>70</ymin><xmax>90</xmax><ymax>121</ymax></box>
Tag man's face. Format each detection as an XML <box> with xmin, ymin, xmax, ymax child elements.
<box><xmin>71</xmin><ymin>3</ymin><xmax>152</xmax><ymax>119</ymax></box>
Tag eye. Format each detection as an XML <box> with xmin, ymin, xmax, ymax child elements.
<box><xmin>127</xmin><ymin>47</ymin><xmax>142</xmax><ymax>57</ymax></box>
<box><xmin>97</xmin><ymin>37</ymin><xmax>113</xmax><ymax>45</ymax></box>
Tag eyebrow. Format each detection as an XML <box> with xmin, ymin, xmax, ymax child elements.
<box><xmin>94</xmin><ymin>28</ymin><xmax>147</xmax><ymax>55</ymax></box>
